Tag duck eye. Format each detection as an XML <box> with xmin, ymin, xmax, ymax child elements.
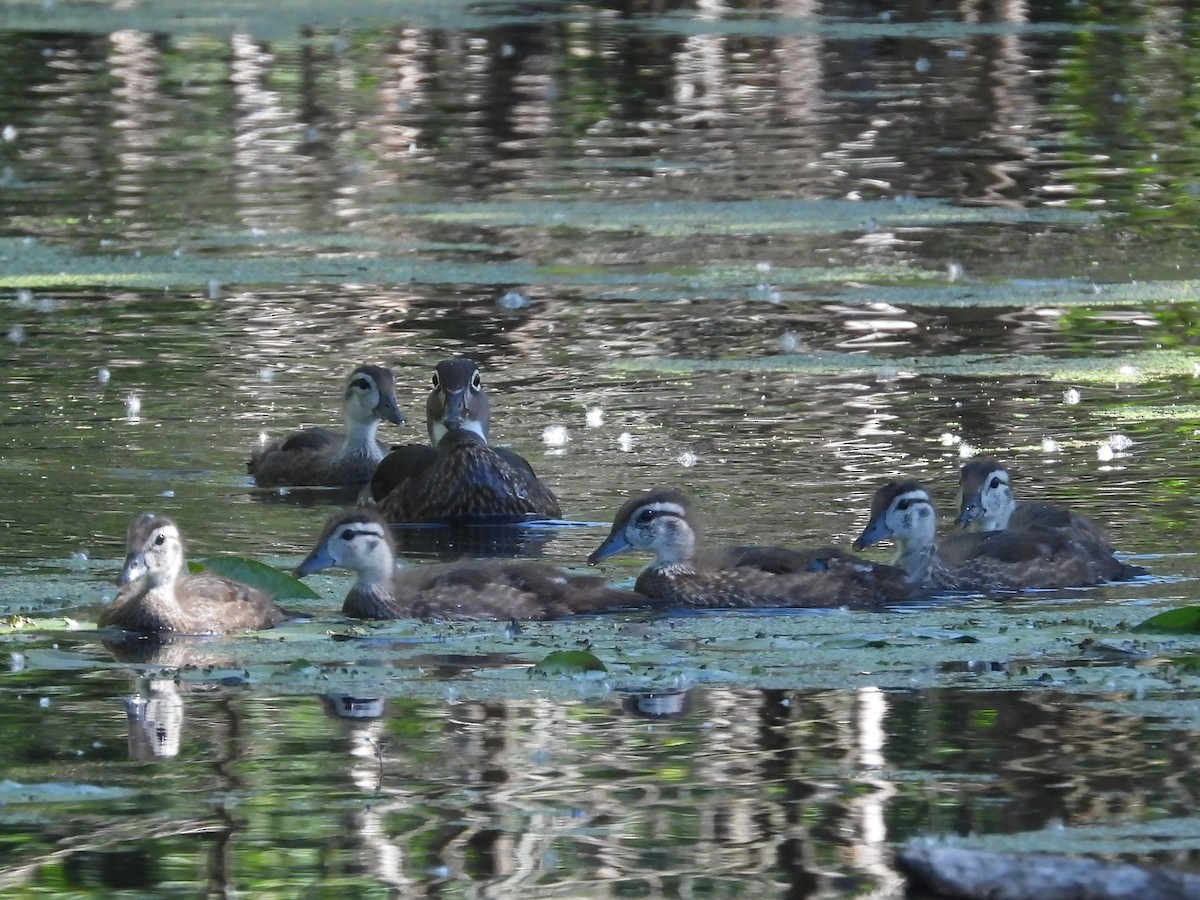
<box><xmin>636</xmin><ymin>509</ymin><xmax>656</xmax><ymax>524</ymax></box>
<box><xmin>989</xmin><ymin>477</ymin><xmax>1001</xmax><ymax>489</ymax></box>
<box><xmin>896</xmin><ymin>500</ymin><xmax>910</xmax><ymax>511</ymax></box>
<box><xmin>352</xmin><ymin>377</ymin><xmax>370</xmax><ymax>391</ymax></box>
<box><xmin>340</xmin><ymin>529</ymin><xmax>355</xmax><ymax>541</ymax></box>
<box><xmin>470</xmin><ymin>371</ymin><xmax>482</xmax><ymax>390</ymax></box>
<box><xmin>431</xmin><ymin>372</ymin><xmax>440</xmax><ymax>389</ymax></box>
<box><xmin>154</xmin><ymin>533</ymin><xmax>166</xmax><ymax>546</ymax></box>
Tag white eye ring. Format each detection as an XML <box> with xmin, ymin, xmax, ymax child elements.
<box><xmin>470</xmin><ymin>371</ymin><xmax>482</xmax><ymax>390</ymax></box>
<box><xmin>431</xmin><ymin>372</ymin><xmax>441</xmax><ymax>390</ymax></box>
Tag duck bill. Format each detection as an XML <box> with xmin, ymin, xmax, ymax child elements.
<box><xmin>587</xmin><ymin>531</ymin><xmax>631</xmax><ymax>565</ymax></box>
<box><xmin>955</xmin><ymin>493</ymin><xmax>983</xmax><ymax>528</ymax></box>
<box><xmin>375</xmin><ymin>392</ymin><xmax>406</xmax><ymax>427</ymax></box>
<box><xmin>117</xmin><ymin>552</ymin><xmax>147</xmax><ymax>587</ymax></box>
<box><xmin>852</xmin><ymin>517</ymin><xmax>892</xmax><ymax>552</ymax></box>
<box><xmin>294</xmin><ymin>544</ymin><xmax>336</xmax><ymax>578</ymax></box>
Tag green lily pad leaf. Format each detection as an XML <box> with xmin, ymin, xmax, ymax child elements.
<box><xmin>530</xmin><ymin>650</ymin><xmax>608</xmax><ymax>678</ymax></box>
<box><xmin>188</xmin><ymin>557</ymin><xmax>320</xmax><ymax>600</ymax></box>
<box><xmin>1133</xmin><ymin>607</ymin><xmax>1200</xmax><ymax>633</ymax></box>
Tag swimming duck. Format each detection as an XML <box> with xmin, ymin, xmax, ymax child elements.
<box><xmin>853</xmin><ymin>480</ymin><xmax>1130</xmax><ymax>592</ymax></box>
<box><xmin>249</xmin><ymin>364</ymin><xmax>405</xmax><ymax>488</ymax></box>
<box><xmin>587</xmin><ymin>488</ymin><xmax>914</xmax><ymax>609</ymax></box>
<box><xmin>294</xmin><ymin>508</ymin><xmax>638</xmax><ymax>620</ymax></box>
<box><xmin>366</xmin><ymin>358</ymin><xmax>561</xmax><ymax>524</ymax></box>
<box><xmin>99</xmin><ymin>514</ymin><xmax>292</xmax><ymax>634</ymax></box>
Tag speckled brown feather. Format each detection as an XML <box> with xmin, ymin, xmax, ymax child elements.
<box><xmin>99</xmin><ymin>515</ymin><xmax>291</xmax><ymax>635</ymax></box>
<box><xmin>376</xmin><ymin>428</ymin><xmax>561</xmax><ymax>523</ymax></box>
<box><xmin>250</xmin><ymin>365</ymin><xmax>403</xmax><ymax>488</ymax></box>
<box><xmin>299</xmin><ymin>508</ymin><xmax>636</xmax><ymax>620</ymax></box>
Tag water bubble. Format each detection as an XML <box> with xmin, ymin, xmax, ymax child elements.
<box><xmin>160</xmin><ymin>490</ymin><xmax>175</xmax><ymax>498</ymax></box>
<box><xmin>7</xmin><ymin>325</ymin><xmax>25</xmax><ymax>345</ymax></box>
<box><xmin>498</xmin><ymin>289</ymin><xmax>530</xmax><ymax>310</ymax></box>
<box><xmin>947</xmin><ymin>261</ymin><xmax>964</xmax><ymax>282</ymax></box>
<box><xmin>97</xmin><ymin>367</ymin><xmax>111</xmax><ymax>385</ymax></box>
<box><xmin>1</xmin><ymin>124</ymin><xmax>16</xmax><ymax>142</ymax></box>
<box><xmin>70</xmin><ymin>550</ymin><xmax>88</xmax><ymax>570</ymax></box>
<box><xmin>958</xmin><ymin>443</ymin><xmax>976</xmax><ymax>459</ymax></box>
<box><xmin>38</xmin><ymin>697</ymin><xmax>50</xmax><ymax>708</ymax></box>
<box><xmin>940</xmin><ymin>432</ymin><xmax>960</xmax><ymax>446</ymax></box>
<box><xmin>258</xmin><ymin>367</ymin><xmax>274</xmax><ymax>384</ymax></box>
<box><xmin>542</xmin><ymin>425</ymin><xmax>569</xmax><ymax>447</ymax></box>
<box><xmin>15</xmin><ymin>288</ymin><xmax>33</xmax><ymax>306</ymax></box>
<box><xmin>585</xmin><ymin>407</ymin><xmax>604</xmax><ymax>428</ymax></box>
<box><xmin>1117</xmin><ymin>364</ymin><xmax>1137</xmax><ymax>378</ymax></box>
<box><xmin>778</xmin><ymin>331</ymin><xmax>801</xmax><ymax>353</ymax></box>
<box><xmin>1040</xmin><ymin>437</ymin><xmax>1060</xmax><ymax>453</ymax></box>
<box><xmin>10</xmin><ymin>652</ymin><xmax>25</xmax><ymax>672</ymax></box>
<box><xmin>617</xmin><ymin>432</ymin><xmax>634</xmax><ymax>452</ymax></box>
<box><xmin>876</xmin><ymin>365</ymin><xmax>899</xmax><ymax>383</ymax></box>
<box><xmin>1097</xmin><ymin>443</ymin><xmax>1114</xmax><ymax>462</ymax></box>
<box><xmin>304</xmin><ymin>125</ymin><xmax>321</xmax><ymax>143</ymax></box>
<box><xmin>125</xmin><ymin>393</ymin><xmax>142</xmax><ymax>420</ymax></box>
<box><xmin>443</xmin><ymin>686</ymin><xmax>459</xmax><ymax>704</ymax></box>
<box><xmin>677</xmin><ymin>450</ymin><xmax>698</xmax><ymax>468</ymax></box>
<box><xmin>207</xmin><ymin>279</ymin><xmax>221</xmax><ymax>300</ymax></box>
<box><xmin>1107</xmin><ymin>433</ymin><xmax>1134</xmax><ymax>452</ymax></box>
<box><xmin>259</xmin><ymin>431</ymin><xmax>269</xmax><ymax>446</ymax></box>
<box><xmin>755</xmin><ymin>261</ymin><xmax>772</xmax><ymax>273</ymax></box>
<box><xmin>34</xmin><ymin>296</ymin><xmax>56</xmax><ymax>313</ymax></box>
<box><xmin>914</xmin><ymin>56</ymin><xmax>931</xmax><ymax>73</ymax></box>
<box><xmin>1063</xmin><ymin>388</ymin><xmax>1081</xmax><ymax>405</ymax></box>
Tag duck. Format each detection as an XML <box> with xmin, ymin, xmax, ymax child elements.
<box><xmin>955</xmin><ymin>459</ymin><xmax>1144</xmax><ymax>581</ymax></box>
<box><xmin>99</xmin><ymin>514</ymin><xmax>292</xmax><ymax>634</ymax></box>
<box><xmin>294</xmin><ymin>508</ymin><xmax>639</xmax><ymax>620</ymax></box>
<box><xmin>365</xmin><ymin>358</ymin><xmax>561</xmax><ymax>524</ymax></box>
<box><xmin>586</xmin><ymin>488</ymin><xmax>914</xmax><ymax>609</ymax></box>
<box><xmin>852</xmin><ymin>479</ymin><xmax>1132</xmax><ymax>592</ymax></box>
<box><xmin>249</xmin><ymin>364</ymin><xmax>405</xmax><ymax>488</ymax></box>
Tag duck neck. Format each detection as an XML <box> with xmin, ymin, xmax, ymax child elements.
<box><xmin>340</xmin><ymin>414</ymin><xmax>383</xmax><ymax>460</ymax></box>
<box><xmin>893</xmin><ymin>538</ymin><xmax>936</xmax><ymax>587</ymax></box>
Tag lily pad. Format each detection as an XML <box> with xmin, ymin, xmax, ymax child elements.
<box><xmin>1133</xmin><ymin>607</ymin><xmax>1200</xmax><ymax>633</ymax></box>
<box><xmin>187</xmin><ymin>558</ymin><xmax>320</xmax><ymax>600</ymax></box>
<box><xmin>530</xmin><ymin>650</ymin><xmax>608</xmax><ymax>678</ymax></box>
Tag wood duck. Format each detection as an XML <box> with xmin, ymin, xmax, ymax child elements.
<box><xmin>98</xmin><ymin>514</ymin><xmax>292</xmax><ymax>634</ymax></box>
<box><xmin>294</xmin><ymin>508</ymin><xmax>639</xmax><ymax>620</ymax></box>
<box><xmin>249</xmin><ymin>365</ymin><xmax>405</xmax><ymax>488</ymax></box>
<box><xmin>365</xmin><ymin>358</ymin><xmax>561</xmax><ymax>524</ymax></box>
<box><xmin>852</xmin><ymin>480</ymin><xmax>1135</xmax><ymax>592</ymax></box>
<box><xmin>587</xmin><ymin>488</ymin><xmax>914</xmax><ymax>610</ymax></box>
<box><xmin>955</xmin><ymin>459</ymin><xmax>1144</xmax><ymax>581</ymax></box>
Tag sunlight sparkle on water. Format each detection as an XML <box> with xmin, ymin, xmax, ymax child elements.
<box><xmin>677</xmin><ymin>450</ymin><xmax>698</xmax><ymax>468</ymax></box>
<box><xmin>96</xmin><ymin>367</ymin><xmax>110</xmax><ymax>385</ymax></box>
<box><xmin>1064</xmin><ymin>388</ymin><xmax>1081</xmax><ymax>404</ymax></box>
<box><xmin>258</xmin><ymin>368</ymin><xmax>274</xmax><ymax>384</ymax></box>
<box><xmin>1041</xmin><ymin>437</ymin><xmax>1061</xmax><ymax>453</ymax></box>
<box><xmin>958</xmin><ymin>443</ymin><xmax>976</xmax><ymax>459</ymax></box>
<box><xmin>7</xmin><ymin>325</ymin><xmax>25</xmax><ymax>345</ymax></box>
<box><xmin>618</xmin><ymin>432</ymin><xmax>634</xmax><ymax>452</ymax></box>
<box><xmin>542</xmin><ymin>425</ymin><xmax>569</xmax><ymax>447</ymax></box>
<box><xmin>585</xmin><ymin>408</ymin><xmax>604</xmax><ymax>428</ymax></box>
<box><xmin>125</xmin><ymin>393</ymin><xmax>141</xmax><ymax>420</ymax></box>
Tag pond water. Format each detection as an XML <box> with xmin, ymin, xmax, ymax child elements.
<box><xmin>4</xmin><ymin>0</ymin><xmax>1200</xmax><ymax>895</ymax></box>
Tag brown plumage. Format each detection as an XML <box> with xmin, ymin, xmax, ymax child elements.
<box><xmin>956</xmin><ymin>459</ymin><xmax>1144</xmax><ymax>582</ymax></box>
<box><xmin>295</xmin><ymin>508</ymin><xmax>639</xmax><ymax>620</ymax></box>
<box><xmin>366</xmin><ymin>358</ymin><xmax>560</xmax><ymax>524</ymax></box>
<box><xmin>587</xmin><ymin>489</ymin><xmax>914</xmax><ymax>610</ymax></box>
<box><xmin>249</xmin><ymin>364</ymin><xmax>405</xmax><ymax>487</ymax></box>
<box><xmin>99</xmin><ymin>514</ymin><xmax>291</xmax><ymax>635</ymax></box>
<box><xmin>854</xmin><ymin>479</ymin><xmax>1139</xmax><ymax>592</ymax></box>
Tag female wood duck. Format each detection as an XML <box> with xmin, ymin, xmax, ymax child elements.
<box><xmin>295</xmin><ymin>508</ymin><xmax>638</xmax><ymax>620</ymax></box>
<box><xmin>587</xmin><ymin>488</ymin><xmax>914</xmax><ymax>609</ymax></box>
<box><xmin>955</xmin><ymin>459</ymin><xmax>1144</xmax><ymax>581</ymax></box>
<box><xmin>853</xmin><ymin>480</ymin><xmax>1132</xmax><ymax>592</ymax></box>
<box><xmin>365</xmin><ymin>358</ymin><xmax>561</xmax><ymax>524</ymax></box>
<box><xmin>99</xmin><ymin>514</ymin><xmax>292</xmax><ymax>634</ymax></box>
<box><xmin>249</xmin><ymin>364</ymin><xmax>405</xmax><ymax>488</ymax></box>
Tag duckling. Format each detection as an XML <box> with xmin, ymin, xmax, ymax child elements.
<box><xmin>587</xmin><ymin>488</ymin><xmax>913</xmax><ymax>609</ymax></box>
<box><xmin>367</xmin><ymin>358</ymin><xmax>561</xmax><ymax>524</ymax></box>
<box><xmin>249</xmin><ymin>365</ymin><xmax>405</xmax><ymax>488</ymax></box>
<box><xmin>294</xmin><ymin>508</ymin><xmax>638</xmax><ymax>620</ymax></box>
<box><xmin>99</xmin><ymin>514</ymin><xmax>291</xmax><ymax>634</ymax></box>
<box><xmin>853</xmin><ymin>480</ymin><xmax>1125</xmax><ymax>592</ymax></box>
